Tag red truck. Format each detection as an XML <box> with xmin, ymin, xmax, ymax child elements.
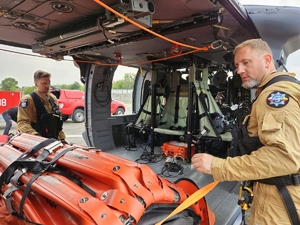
<box><xmin>0</xmin><ymin>91</ymin><xmax>22</xmax><ymax>114</ymax></box>
<box><xmin>52</xmin><ymin>89</ymin><xmax>126</xmax><ymax>123</ymax></box>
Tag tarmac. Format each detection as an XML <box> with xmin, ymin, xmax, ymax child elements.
<box><xmin>0</xmin><ymin>117</ymin><xmax>87</xmax><ymax>146</ymax></box>
<box><xmin>0</xmin><ymin>103</ymin><xmax>131</xmax><ymax>146</ymax></box>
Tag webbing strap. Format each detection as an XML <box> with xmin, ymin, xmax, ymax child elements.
<box><xmin>155</xmin><ymin>181</ymin><xmax>219</xmax><ymax>225</ymax></box>
<box><xmin>20</xmin><ymin>138</ymin><xmax>57</xmax><ymax>160</ymax></box>
<box><xmin>18</xmin><ymin>147</ymin><xmax>76</xmax><ymax>217</ymax></box>
<box><xmin>277</xmin><ymin>185</ymin><xmax>300</xmax><ymax>225</ymax></box>
<box><xmin>3</xmin><ymin>186</ymin><xmax>20</xmax><ymax>213</ymax></box>
<box><xmin>19</xmin><ymin>173</ymin><xmax>41</xmax><ymax>218</ymax></box>
<box><xmin>10</xmin><ymin>169</ymin><xmax>26</xmax><ymax>186</ymax></box>
<box><xmin>262</xmin><ymin>75</ymin><xmax>300</xmax><ymax>90</ymax></box>
<box><xmin>174</xmin><ymin>85</ymin><xmax>181</xmax><ymax>124</ymax></box>
<box><xmin>198</xmin><ymin>93</ymin><xmax>221</xmax><ymax>139</ymax></box>
<box><xmin>0</xmin><ymin>139</ymin><xmax>56</xmax><ymax>188</ymax></box>
<box><xmin>46</xmin><ymin>166</ymin><xmax>96</xmax><ymax>197</ymax></box>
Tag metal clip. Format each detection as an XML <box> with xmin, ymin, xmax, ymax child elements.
<box><xmin>124</xmin><ymin>215</ymin><xmax>135</xmax><ymax>225</ymax></box>
<box><xmin>44</xmin><ymin>141</ymin><xmax>63</xmax><ymax>154</ymax></box>
<box><xmin>211</xmin><ymin>40</ymin><xmax>223</xmax><ymax>49</ymax></box>
<box><xmin>3</xmin><ymin>186</ymin><xmax>20</xmax><ymax>213</ymax></box>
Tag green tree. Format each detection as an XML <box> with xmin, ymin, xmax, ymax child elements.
<box><xmin>56</xmin><ymin>84</ymin><xmax>70</xmax><ymax>89</ymax></box>
<box><xmin>69</xmin><ymin>81</ymin><xmax>81</xmax><ymax>90</ymax></box>
<box><xmin>0</xmin><ymin>77</ymin><xmax>20</xmax><ymax>90</ymax></box>
<box><xmin>54</xmin><ymin>82</ymin><xmax>84</xmax><ymax>90</ymax></box>
<box><xmin>23</xmin><ymin>86</ymin><xmax>35</xmax><ymax>94</ymax></box>
<box><xmin>123</xmin><ymin>73</ymin><xmax>135</xmax><ymax>89</ymax></box>
<box><xmin>112</xmin><ymin>73</ymin><xmax>135</xmax><ymax>89</ymax></box>
<box><xmin>112</xmin><ymin>80</ymin><xmax>124</xmax><ymax>89</ymax></box>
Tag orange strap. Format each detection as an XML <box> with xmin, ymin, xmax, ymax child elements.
<box><xmin>155</xmin><ymin>181</ymin><xmax>219</xmax><ymax>225</ymax></box>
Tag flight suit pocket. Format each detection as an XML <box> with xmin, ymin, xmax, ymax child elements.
<box><xmin>261</xmin><ymin>112</ymin><xmax>282</xmax><ymax>132</ymax></box>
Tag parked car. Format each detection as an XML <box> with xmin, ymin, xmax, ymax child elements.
<box><xmin>111</xmin><ymin>99</ymin><xmax>126</xmax><ymax>115</ymax></box>
<box><xmin>51</xmin><ymin>89</ymin><xmax>126</xmax><ymax>123</ymax></box>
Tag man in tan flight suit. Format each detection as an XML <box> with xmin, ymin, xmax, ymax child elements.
<box><xmin>191</xmin><ymin>39</ymin><xmax>300</xmax><ymax>224</ymax></box>
<box><xmin>17</xmin><ymin>70</ymin><xmax>66</xmax><ymax>141</ymax></box>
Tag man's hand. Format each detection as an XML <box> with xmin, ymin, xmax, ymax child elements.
<box><xmin>191</xmin><ymin>153</ymin><xmax>214</xmax><ymax>175</ymax></box>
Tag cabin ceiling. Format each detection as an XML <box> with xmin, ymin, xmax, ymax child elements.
<box><xmin>0</xmin><ymin>0</ymin><xmax>260</xmax><ymax>69</ymax></box>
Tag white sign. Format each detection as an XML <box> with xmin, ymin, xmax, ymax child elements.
<box><xmin>0</xmin><ymin>98</ymin><xmax>7</xmax><ymax>106</ymax></box>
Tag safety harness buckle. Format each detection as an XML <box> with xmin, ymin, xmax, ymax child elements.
<box><xmin>44</xmin><ymin>140</ymin><xmax>63</xmax><ymax>154</ymax></box>
<box><xmin>3</xmin><ymin>186</ymin><xmax>20</xmax><ymax>214</ymax></box>
<box><xmin>292</xmin><ymin>174</ymin><xmax>300</xmax><ymax>186</ymax></box>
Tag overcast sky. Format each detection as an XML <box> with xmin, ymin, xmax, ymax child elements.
<box><xmin>1</xmin><ymin>0</ymin><xmax>300</xmax><ymax>87</ymax></box>
<box><xmin>0</xmin><ymin>45</ymin><xmax>138</xmax><ymax>87</ymax></box>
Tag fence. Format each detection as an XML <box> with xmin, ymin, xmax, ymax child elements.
<box><xmin>111</xmin><ymin>89</ymin><xmax>132</xmax><ymax>102</ymax></box>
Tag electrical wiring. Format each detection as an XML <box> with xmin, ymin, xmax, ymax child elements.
<box><xmin>158</xmin><ymin>161</ymin><xmax>184</xmax><ymax>178</ymax></box>
<box><xmin>98</xmin><ymin>18</ymin><xmax>115</xmax><ymax>44</ymax></box>
<box><xmin>94</xmin><ymin>0</ymin><xmax>213</xmax><ymax>52</ymax></box>
<box><xmin>93</xmin><ymin>82</ymin><xmax>111</xmax><ymax>106</ymax></box>
<box><xmin>120</xmin><ymin>123</ymin><xmax>140</xmax><ymax>151</ymax></box>
<box><xmin>135</xmin><ymin>147</ymin><xmax>164</xmax><ymax>164</ymax></box>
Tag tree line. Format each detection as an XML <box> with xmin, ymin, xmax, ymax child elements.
<box><xmin>0</xmin><ymin>77</ymin><xmax>84</xmax><ymax>94</ymax></box>
<box><xmin>0</xmin><ymin>73</ymin><xmax>135</xmax><ymax>94</ymax></box>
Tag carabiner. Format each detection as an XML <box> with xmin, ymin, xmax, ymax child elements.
<box><xmin>211</xmin><ymin>40</ymin><xmax>223</xmax><ymax>49</ymax></box>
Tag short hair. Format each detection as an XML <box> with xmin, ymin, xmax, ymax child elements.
<box><xmin>233</xmin><ymin>38</ymin><xmax>273</xmax><ymax>56</ymax></box>
<box><xmin>34</xmin><ymin>70</ymin><xmax>51</xmax><ymax>82</ymax></box>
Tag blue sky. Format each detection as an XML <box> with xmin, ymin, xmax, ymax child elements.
<box><xmin>1</xmin><ymin>0</ymin><xmax>300</xmax><ymax>86</ymax></box>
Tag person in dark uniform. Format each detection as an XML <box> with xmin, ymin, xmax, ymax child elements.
<box><xmin>2</xmin><ymin>106</ymin><xmax>18</xmax><ymax>135</ymax></box>
<box><xmin>17</xmin><ymin>70</ymin><xmax>66</xmax><ymax>142</ymax></box>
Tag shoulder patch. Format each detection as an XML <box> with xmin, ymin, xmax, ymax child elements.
<box><xmin>19</xmin><ymin>99</ymin><xmax>28</xmax><ymax>108</ymax></box>
<box><xmin>266</xmin><ymin>91</ymin><xmax>289</xmax><ymax>108</ymax></box>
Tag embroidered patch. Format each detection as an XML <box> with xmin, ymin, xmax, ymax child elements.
<box><xmin>266</xmin><ymin>91</ymin><xmax>289</xmax><ymax>108</ymax></box>
<box><xmin>19</xmin><ymin>99</ymin><xmax>28</xmax><ymax>108</ymax></box>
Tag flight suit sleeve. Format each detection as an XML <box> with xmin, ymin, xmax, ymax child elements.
<box><xmin>17</xmin><ymin>96</ymin><xmax>39</xmax><ymax>135</ymax></box>
<box><xmin>211</xmin><ymin>87</ymin><xmax>300</xmax><ymax>182</ymax></box>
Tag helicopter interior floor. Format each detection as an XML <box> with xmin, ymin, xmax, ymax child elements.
<box><xmin>106</xmin><ymin>141</ymin><xmax>242</xmax><ymax>225</ymax></box>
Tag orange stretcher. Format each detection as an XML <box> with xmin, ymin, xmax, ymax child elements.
<box><xmin>0</xmin><ymin>133</ymin><xmax>215</xmax><ymax>225</ymax></box>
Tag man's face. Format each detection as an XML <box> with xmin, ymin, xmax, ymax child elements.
<box><xmin>234</xmin><ymin>46</ymin><xmax>267</xmax><ymax>89</ymax></box>
<box><xmin>35</xmin><ymin>77</ymin><xmax>50</xmax><ymax>94</ymax></box>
